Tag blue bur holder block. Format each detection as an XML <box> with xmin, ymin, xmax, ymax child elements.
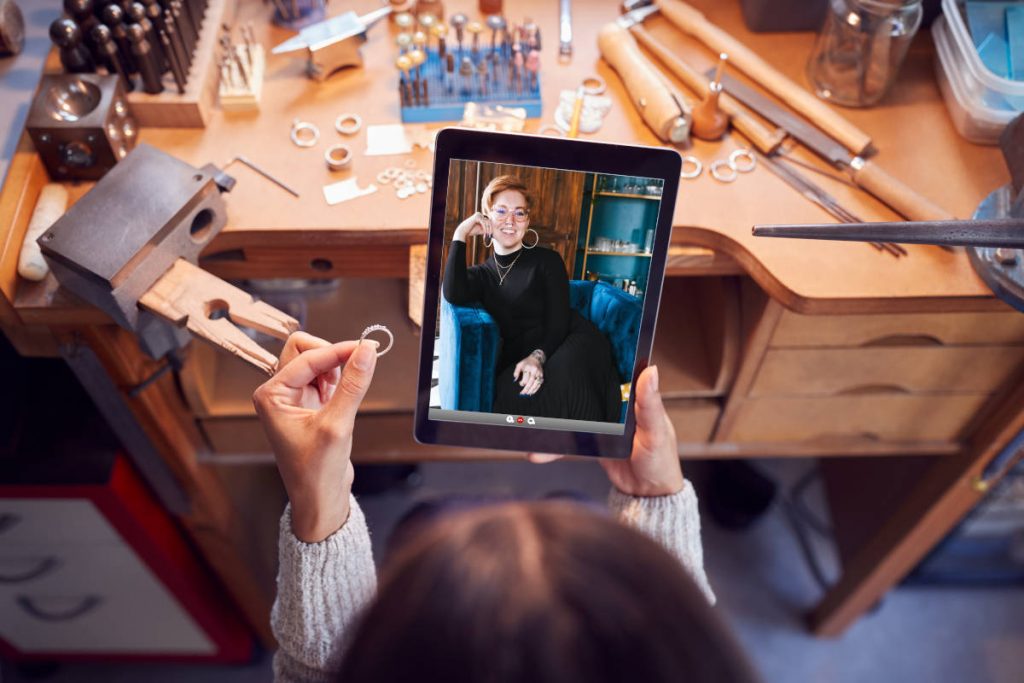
<box><xmin>399</xmin><ymin>48</ymin><xmax>542</xmax><ymax>124</ymax></box>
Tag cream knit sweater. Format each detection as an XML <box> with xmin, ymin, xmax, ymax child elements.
<box><xmin>271</xmin><ymin>481</ymin><xmax>713</xmax><ymax>683</ymax></box>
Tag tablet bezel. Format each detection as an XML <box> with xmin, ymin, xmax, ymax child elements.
<box><xmin>414</xmin><ymin>128</ymin><xmax>681</xmax><ymax>459</ymax></box>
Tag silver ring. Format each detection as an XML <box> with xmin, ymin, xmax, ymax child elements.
<box><xmin>680</xmin><ymin>156</ymin><xmax>702</xmax><ymax>179</ymax></box>
<box><xmin>538</xmin><ymin>124</ymin><xmax>564</xmax><ymax>136</ymax></box>
<box><xmin>582</xmin><ymin>75</ymin><xmax>606</xmax><ymax>96</ymax></box>
<box><xmin>710</xmin><ymin>160</ymin><xmax>737</xmax><ymax>183</ymax></box>
<box><xmin>360</xmin><ymin>324</ymin><xmax>393</xmax><ymax>357</ymax></box>
<box><xmin>290</xmin><ymin>119</ymin><xmax>320</xmax><ymax>148</ymax></box>
<box><xmin>325</xmin><ymin>144</ymin><xmax>352</xmax><ymax>171</ymax></box>
<box><xmin>335</xmin><ymin>113</ymin><xmax>362</xmax><ymax>136</ymax></box>
<box><xmin>729</xmin><ymin>148</ymin><xmax>757</xmax><ymax>173</ymax></box>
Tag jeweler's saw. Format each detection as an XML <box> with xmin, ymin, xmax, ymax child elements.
<box><xmin>753</xmin><ymin>114</ymin><xmax>1024</xmax><ymax>312</ymax></box>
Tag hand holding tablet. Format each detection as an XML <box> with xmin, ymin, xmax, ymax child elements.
<box><xmin>415</xmin><ymin>129</ymin><xmax>682</xmax><ymax>459</ymax></box>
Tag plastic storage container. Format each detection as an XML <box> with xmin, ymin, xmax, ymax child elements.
<box><xmin>933</xmin><ymin>14</ymin><xmax>1019</xmax><ymax>143</ymax></box>
<box><xmin>932</xmin><ymin>0</ymin><xmax>1024</xmax><ymax>143</ymax></box>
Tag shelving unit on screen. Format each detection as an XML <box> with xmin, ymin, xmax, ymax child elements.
<box><xmin>574</xmin><ymin>173</ymin><xmax>664</xmax><ymax>297</ymax></box>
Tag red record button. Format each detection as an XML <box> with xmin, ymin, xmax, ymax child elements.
<box><xmin>516</xmin><ymin>416</ymin><xmax>524</xmax><ymax>424</ymax></box>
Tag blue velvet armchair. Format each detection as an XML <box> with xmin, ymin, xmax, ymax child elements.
<box><xmin>439</xmin><ymin>280</ymin><xmax>643</xmax><ymax>414</ymax></box>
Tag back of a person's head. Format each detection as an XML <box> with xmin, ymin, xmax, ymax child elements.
<box><xmin>337</xmin><ymin>500</ymin><xmax>758</xmax><ymax>683</ymax></box>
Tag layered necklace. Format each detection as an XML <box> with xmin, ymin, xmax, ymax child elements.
<box><xmin>493</xmin><ymin>248</ymin><xmax>523</xmax><ymax>286</ymax></box>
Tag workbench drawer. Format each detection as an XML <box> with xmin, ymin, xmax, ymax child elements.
<box><xmin>749</xmin><ymin>346</ymin><xmax>1024</xmax><ymax>397</ymax></box>
<box><xmin>721</xmin><ymin>393</ymin><xmax>991</xmax><ymax>443</ymax></box>
<box><xmin>771</xmin><ymin>310</ymin><xmax>1024</xmax><ymax>348</ymax></box>
<box><xmin>0</xmin><ymin>544</ymin><xmax>214</xmax><ymax>654</ymax></box>
<box><xmin>0</xmin><ymin>500</ymin><xmax>120</xmax><ymax>547</ymax></box>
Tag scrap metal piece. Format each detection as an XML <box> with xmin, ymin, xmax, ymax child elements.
<box><xmin>322</xmin><ymin>177</ymin><xmax>377</xmax><ymax>205</ymax></box>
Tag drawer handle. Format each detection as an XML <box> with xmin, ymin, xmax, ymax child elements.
<box><xmin>835</xmin><ymin>384</ymin><xmax>911</xmax><ymax>396</ymax></box>
<box><xmin>0</xmin><ymin>513</ymin><xmax>21</xmax><ymax>535</ymax></box>
<box><xmin>16</xmin><ymin>595</ymin><xmax>103</xmax><ymax>622</ymax></box>
<box><xmin>0</xmin><ymin>557</ymin><xmax>59</xmax><ymax>584</ymax></box>
<box><xmin>862</xmin><ymin>334</ymin><xmax>943</xmax><ymax>347</ymax></box>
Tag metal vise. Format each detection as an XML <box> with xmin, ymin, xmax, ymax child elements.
<box><xmin>39</xmin><ymin>143</ymin><xmax>298</xmax><ymax>373</ymax></box>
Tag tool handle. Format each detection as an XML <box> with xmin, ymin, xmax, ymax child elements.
<box><xmin>598</xmin><ymin>22</ymin><xmax>690</xmax><ymax>143</ymax></box>
<box><xmin>655</xmin><ymin>0</ymin><xmax>872</xmax><ymax>156</ymax></box>
<box><xmin>850</xmin><ymin>159</ymin><xmax>955</xmax><ymax>222</ymax></box>
<box><xmin>18</xmin><ymin>184</ymin><xmax>68</xmax><ymax>282</ymax></box>
<box><xmin>630</xmin><ymin>24</ymin><xmax>785</xmax><ymax>154</ymax></box>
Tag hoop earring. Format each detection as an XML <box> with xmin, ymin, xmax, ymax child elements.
<box><xmin>483</xmin><ymin>234</ymin><xmax>492</xmax><ymax>248</ymax></box>
<box><xmin>523</xmin><ymin>229</ymin><xmax>539</xmax><ymax>249</ymax></box>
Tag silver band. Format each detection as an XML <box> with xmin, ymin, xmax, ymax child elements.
<box><xmin>680</xmin><ymin>156</ymin><xmax>703</xmax><ymax>179</ymax></box>
<box><xmin>710</xmin><ymin>159</ymin><xmax>737</xmax><ymax>183</ymax></box>
<box><xmin>290</xmin><ymin>119</ymin><xmax>320</xmax><ymax>148</ymax></box>
<box><xmin>729</xmin><ymin>148</ymin><xmax>757</xmax><ymax>173</ymax></box>
<box><xmin>360</xmin><ymin>324</ymin><xmax>393</xmax><ymax>357</ymax></box>
<box><xmin>335</xmin><ymin>113</ymin><xmax>363</xmax><ymax>136</ymax></box>
<box><xmin>325</xmin><ymin>144</ymin><xmax>352</xmax><ymax>171</ymax></box>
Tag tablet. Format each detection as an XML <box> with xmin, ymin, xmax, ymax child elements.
<box><xmin>414</xmin><ymin>129</ymin><xmax>681</xmax><ymax>458</ymax></box>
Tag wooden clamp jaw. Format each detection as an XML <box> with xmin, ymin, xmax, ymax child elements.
<box><xmin>139</xmin><ymin>259</ymin><xmax>299</xmax><ymax>375</ymax></box>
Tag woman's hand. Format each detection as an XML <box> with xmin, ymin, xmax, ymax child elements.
<box><xmin>452</xmin><ymin>211</ymin><xmax>491</xmax><ymax>243</ymax></box>
<box><xmin>253</xmin><ymin>332</ymin><xmax>378</xmax><ymax>542</ymax></box>
<box><xmin>528</xmin><ymin>366</ymin><xmax>684</xmax><ymax>497</ymax></box>
<box><xmin>601</xmin><ymin>366</ymin><xmax>683</xmax><ymax>496</ymax></box>
<box><xmin>513</xmin><ymin>353</ymin><xmax>544</xmax><ymax>396</ymax></box>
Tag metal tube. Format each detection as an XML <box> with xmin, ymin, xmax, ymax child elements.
<box><xmin>752</xmin><ymin>219</ymin><xmax>1024</xmax><ymax>249</ymax></box>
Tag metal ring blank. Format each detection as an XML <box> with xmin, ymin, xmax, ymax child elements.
<box><xmin>729</xmin><ymin>148</ymin><xmax>757</xmax><ymax>173</ymax></box>
<box><xmin>680</xmin><ymin>156</ymin><xmax>702</xmax><ymax>179</ymax></box>
<box><xmin>335</xmin><ymin>113</ymin><xmax>362</xmax><ymax>136</ymax></box>
<box><xmin>582</xmin><ymin>76</ymin><xmax>606</xmax><ymax>96</ymax></box>
<box><xmin>290</xmin><ymin>119</ymin><xmax>319</xmax><ymax>148</ymax></box>
<box><xmin>538</xmin><ymin>124</ymin><xmax>564</xmax><ymax>136</ymax></box>
<box><xmin>710</xmin><ymin>160</ymin><xmax>737</xmax><ymax>183</ymax></box>
<box><xmin>360</xmin><ymin>324</ymin><xmax>394</xmax><ymax>357</ymax></box>
<box><xmin>325</xmin><ymin>144</ymin><xmax>352</xmax><ymax>170</ymax></box>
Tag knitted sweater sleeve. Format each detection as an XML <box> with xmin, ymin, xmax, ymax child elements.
<box><xmin>609</xmin><ymin>480</ymin><xmax>716</xmax><ymax>605</ymax></box>
<box><xmin>272</xmin><ymin>495</ymin><xmax>376</xmax><ymax>683</ymax></box>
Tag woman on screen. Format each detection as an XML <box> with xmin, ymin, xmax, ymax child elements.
<box><xmin>442</xmin><ymin>175</ymin><xmax>622</xmax><ymax>422</ymax></box>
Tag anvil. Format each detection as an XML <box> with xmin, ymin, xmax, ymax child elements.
<box><xmin>271</xmin><ymin>6</ymin><xmax>391</xmax><ymax>81</ymax></box>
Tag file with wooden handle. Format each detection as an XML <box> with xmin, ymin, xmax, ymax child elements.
<box><xmin>597</xmin><ymin>21</ymin><xmax>690</xmax><ymax>143</ymax></box>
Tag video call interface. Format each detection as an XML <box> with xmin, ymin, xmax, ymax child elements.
<box><xmin>429</xmin><ymin>159</ymin><xmax>665</xmax><ymax>435</ymax></box>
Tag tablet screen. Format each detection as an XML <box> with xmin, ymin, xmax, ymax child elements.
<box><xmin>428</xmin><ymin>158</ymin><xmax>665</xmax><ymax>437</ymax></box>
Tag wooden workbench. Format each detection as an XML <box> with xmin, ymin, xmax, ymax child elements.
<box><xmin>2</xmin><ymin>0</ymin><xmax>1023</xmax><ymax>643</ymax></box>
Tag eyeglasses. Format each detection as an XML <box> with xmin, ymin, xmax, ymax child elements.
<box><xmin>491</xmin><ymin>206</ymin><xmax>529</xmax><ymax>223</ymax></box>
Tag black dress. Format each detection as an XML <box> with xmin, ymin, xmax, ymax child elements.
<box><xmin>443</xmin><ymin>240</ymin><xmax>622</xmax><ymax>422</ymax></box>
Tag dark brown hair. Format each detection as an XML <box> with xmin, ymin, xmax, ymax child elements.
<box><xmin>337</xmin><ymin>500</ymin><xmax>758</xmax><ymax>683</ymax></box>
